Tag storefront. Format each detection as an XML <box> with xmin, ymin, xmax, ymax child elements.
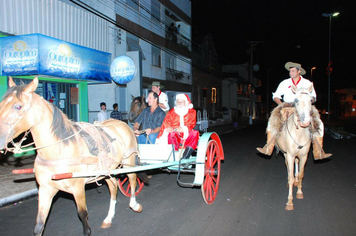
<box><xmin>0</xmin><ymin>33</ymin><xmax>111</xmax><ymax>122</ymax></box>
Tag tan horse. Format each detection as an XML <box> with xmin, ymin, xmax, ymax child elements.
<box><xmin>276</xmin><ymin>84</ymin><xmax>314</xmax><ymax>211</ymax></box>
<box><xmin>0</xmin><ymin>77</ymin><xmax>143</xmax><ymax>235</ymax></box>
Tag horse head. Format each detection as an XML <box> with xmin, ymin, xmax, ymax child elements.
<box><xmin>0</xmin><ymin>77</ymin><xmax>41</xmax><ymax>149</ymax></box>
<box><xmin>128</xmin><ymin>95</ymin><xmax>147</xmax><ymax>123</ymax></box>
<box><xmin>291</xmin><ymin>83</ymin><xmax>314</xmax><ymax>128</ymax></box>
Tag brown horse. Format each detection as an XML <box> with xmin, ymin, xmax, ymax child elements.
<box><xmin>0</xmin><ymin>77</ymin><xmax>143</xmax><ymax>235</ymax></box>
<box><xmin>128</xmin><ymin>95</ymin><xmax>147</xmax><ymax>123</ymax></box>
<box><xmin>275</xmin><ymin>84</ymin><xmax>314</xmax><ymax>210</ymax></box>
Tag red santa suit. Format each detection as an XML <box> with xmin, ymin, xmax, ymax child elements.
<box><xmin>157</xmin><ymin>94</ymin><xmax>199</xmax><ymax>151</ymax></box>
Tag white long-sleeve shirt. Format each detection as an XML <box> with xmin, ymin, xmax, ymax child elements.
<box><xmin>97</xmin><ymin>110</ymin><xmax>108</xmax><ymax>122</ymax></box>
<box><xmin>272</xmin><ymin>76</ymin><xmax>316</xmax><ymax>103</ymax></box>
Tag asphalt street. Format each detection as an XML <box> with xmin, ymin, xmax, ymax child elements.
<box><xmin>0</xmin><ymin>122</ymin><xmax>355</xmax><ymax>236</ymax></box>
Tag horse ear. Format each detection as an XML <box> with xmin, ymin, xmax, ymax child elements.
<box><xmin>8</xmin><ymin>76</ymin><xmax>16</xmax><ymax>87</ymax></box>
<box><xmin>24</xmin><ymin>77</ymin><xmax>39</xmax><ymax>93</ymax></box>
<box><xmin>131</xmin><ymin>94</ymin><xmax>135</xmax><ymax>100</ymax></box>
<box><xmin>291</xmin><ymin>85</ymin><xmax>297</xmax><ymax>94</ymax></box>
<box><xmin>309</xmin><ymin>83</ymin><xmax>314</xmax><ymax>93</ymax></box>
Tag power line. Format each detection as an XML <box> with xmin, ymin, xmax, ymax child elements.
<box><xmin>69</xmin><ymin>0</ymin><xmax>224</xmax><ymax>76</ymax></box>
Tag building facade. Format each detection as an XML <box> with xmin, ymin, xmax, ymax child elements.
<box><xmin>0</xmin><ymin>0</ymin><xmax>192</xmax><ymax>123</ymax></box>
<box><xmin>192</xmin><ymin>34</ymin><xmax>222</xmax><ymax>120</ymax></box>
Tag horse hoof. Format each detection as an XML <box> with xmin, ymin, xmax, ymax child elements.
<box><xmin>101</xmin><ymin>221</ymin><xmax>112</xmax><ymax>229</ymax></box>
<box><xmin>285</xmin><ymin>204</ymin><xmax>294</xmax><ymax>211</ymax></box>
<box><xmin>296</xmin><ymin>193</ymin><xmax>304</xmax><ymax>199</ymax></box>
<box><xmin>135</xmin><ymin>204</ymin><xmax>143</xmax><ymax>213</ymax></box>
<box><xmin>131</xmin><ymin>204</ymin><xmax>143</xmax><ymax>213</ymax></box>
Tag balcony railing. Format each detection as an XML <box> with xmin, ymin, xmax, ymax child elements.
<box><xmin>166</xmin><ymin>68</ymin><xmax>190</xmax><ymax>84</ymax></box>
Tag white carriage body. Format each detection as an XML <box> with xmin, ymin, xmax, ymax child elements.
<box><xmin>137</xmin><ymin>144</ymin><xmax>205</xmax><ymax>185</ymax></box>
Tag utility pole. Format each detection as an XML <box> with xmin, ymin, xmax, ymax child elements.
<box><xmin>266</xmin><ymin>68</ymin><xmax>274</xmax><ymax>118</ymax></box>
<box><xmin>248</xmin><ymin>41</ymin><xmax>263</xmax><ymax>125</ymax></box>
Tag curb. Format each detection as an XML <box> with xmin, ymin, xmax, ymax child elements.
<box><xmin>0</xmin><ymin>188</ymin><xmax>38</xmax><ymax>207</ymax></box>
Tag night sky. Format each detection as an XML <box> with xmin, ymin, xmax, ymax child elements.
<box><xmin>192</xmin><ymin>0</ymin><xmax>355</xmax><ymax>108</ymax></box>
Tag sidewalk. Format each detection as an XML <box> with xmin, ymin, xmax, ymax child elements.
<box><xmin>0</xmin><ymin>152</ymin><xmax>37</xmax><ymax>207</ymax></box>
<box><xmin>0</xmin><ymin>118</ymin><xmax>253</xmax><ymax>207</ymax></box>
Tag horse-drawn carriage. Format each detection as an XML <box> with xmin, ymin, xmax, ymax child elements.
<box><xmin>53</xmin><ymin>131</ymin><xmax>224</xmax><ymax>204</ymax></box>
<box><xmin>0</xmin><ymin>77</ymin><xmax>224</xmax><ymax>235</ymax></box>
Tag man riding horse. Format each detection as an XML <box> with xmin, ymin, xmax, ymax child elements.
<box><xmin>257</xmin><ymin>62</ymin><xmax>332</xmax><ymax>160</ymax></box>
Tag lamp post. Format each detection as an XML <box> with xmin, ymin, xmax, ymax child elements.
<box><xmin>322</xmin><ymin>12</ymin><xmax>339</xmax><ymax>121</ymax></box>
<box><xmin>310</xmin><ymin>67</ymin><xmax>316</xmax><ymax>80</ymax></box>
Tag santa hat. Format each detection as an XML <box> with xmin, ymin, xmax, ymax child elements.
<box><xmin>176</xmin><ymin>93</ymin><xmax>193</xmax><ymax>109</ymax></box>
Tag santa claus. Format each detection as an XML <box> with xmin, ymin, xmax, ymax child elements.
<box><xmin>157</xmin><ymin>93</ymin><xmax>199</xmax><ymax>159</ymax></box>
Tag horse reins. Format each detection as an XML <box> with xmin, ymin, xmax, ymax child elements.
<box><xmin>286</xmin><ymin>96</ymin><xmax>313</xmax><ymax>149</ymax></box>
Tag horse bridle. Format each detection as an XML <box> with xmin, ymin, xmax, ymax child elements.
<box><xmin>1</xmin><ymin>93</ymin><xmax>83</xmax><ymax>154</ymax></box>
<box><xmin>287</xmin><ymin>92</ymin><xmax>313</xmax><ymax>149</ymax></box>
<box><xmin>0</xmin><ymin>92</ymin><xmax>39</xmax><ymax>153</ymax></box>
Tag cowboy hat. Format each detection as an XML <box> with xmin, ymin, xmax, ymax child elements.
<box><xmin>149</xmin><ymin>81</ymin><xmax>164</xmax><ymax>88</ymax></box>
<box><xmin>285</xmin><ymin>62</ymin><xmax>306</xmax><ymax>75</ymax></box>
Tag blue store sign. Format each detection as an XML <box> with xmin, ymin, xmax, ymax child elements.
<box><xmin>110</xmin><ymin>55</ymin><xmax>136</xmax><ymax>84</ymax></box>
<box><xmin>0</xmin><ymin>33</ymin><xmax>111</xmax><ymax>83</ymax></box>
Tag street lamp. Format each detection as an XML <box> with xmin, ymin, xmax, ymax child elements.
<box><xmin>310</xmin><ymin>67</ymin><xmax>316</xmax><ymax>80</ymax></box>
<box><xmin>322</xmin><ymin>12</ymin><xmax>339</xmax><ymax>121</ymax></box>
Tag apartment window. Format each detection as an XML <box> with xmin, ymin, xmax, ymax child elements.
<box><xmin>169</xmin><ymin>57</ymin><xmax>175</xmax><ymax>69</ymax></box>
<box><xmin>127</xmin><ymin>0</ymin><xmax>139</xmax><ymax>10</ymax></box>
<box><xmin>151</xmin><ymin>0</ymin><xmax>160</xmax><ymax>22</ymax></box>
<box><xmin>152</xmin><ymin>45</ymin><xmax>161</xmax><ymax>67</ymax></box>
<box><xmin>127</xmin><ymin>33</ymin><xmax>146</xmax><ymax>60</ymax></box>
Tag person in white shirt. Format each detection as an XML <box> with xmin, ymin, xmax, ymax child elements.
<box><xmin>150</xmin><ymin>81</ymin><xmax>170</xmax><ymax>113</ymax></box>
<box><xmin>257</xmin><ymin>62</ymin><xmax>331</xmax><ymax>160</ymax></box>
<box><xmin>97</xmin><ymin>102</ymin><xmax>108</xmax><ymax>122</ymax></box>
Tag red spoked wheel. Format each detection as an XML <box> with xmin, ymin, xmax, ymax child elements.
<box><xmin>117</xmin><ymin>175</ymin><xmax>144</xmax><ymax>197</ymax></box>
<box><xmin>201</xmin><ymin>139</ymin><xmax>221</xmax><ymax>204</ymax></box>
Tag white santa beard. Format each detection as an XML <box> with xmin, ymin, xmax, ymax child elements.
<box><xmin>174</xmin><ymin>106</ymin><xmax>188</xmax><ymax>117</ymax></box>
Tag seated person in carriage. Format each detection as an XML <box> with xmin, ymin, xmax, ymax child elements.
<box><xmin>157</xmin><ymin>93</ymin><xmax>200</xmax><ymax>159</ymax></box>
<box><xmin>257</xmin><ymin>62</ymin><xmax>332</xmax><ymax>160</ymax></box>
<box><xmin>133</xmin><ymin>91</ymin><xmax>166</xmax><ymax>144</ymax></box>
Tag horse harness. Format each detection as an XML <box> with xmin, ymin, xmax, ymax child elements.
<box><xmin>1</xmin><ymin>93</ymin><xmax>138</xmax><ymax>170</ymax></box>
<box><xmin>275</xmin><ymin>108</ymin><xmax>314</xmax><ymax>154</ymax></box>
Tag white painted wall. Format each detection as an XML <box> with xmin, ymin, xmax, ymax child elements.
<box><xmin>222</xmin><ymin>80</ymin><xmax>238</xmax><ymax>109</ymax></box>
<box><xmin>88</xmin><ymin>82</ymin><xmax>116</xmax><ymax>123</ymax></box>
<box><xmin>0</xmin><ymin>0</ymin><xmax>113</xmax><ymax>53</ymax></box>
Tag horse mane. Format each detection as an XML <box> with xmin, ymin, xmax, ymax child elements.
<box><xmin>2</xmin><ymin>84</ymin><xmax>28</xmax><ymax>101</ymax></box>
<box><xmin>50</xmin><ymin>103</ymin><xmax>77</xmax><ymax>145</ymax></box>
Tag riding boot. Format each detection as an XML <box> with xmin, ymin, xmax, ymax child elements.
<box><xmin>182</xmin><ymin>146</ymin><xmax>194</xmax><ymax>159</ymax></box>
<box><xmin>312</xmin><ymin>136</ymin><xmax>332</xmax><ymax>160</ymax></box>
<box><xmin>256</xmin><ymin>131</ymin><xmax>276</xmax><ymax>155</ymax></box>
